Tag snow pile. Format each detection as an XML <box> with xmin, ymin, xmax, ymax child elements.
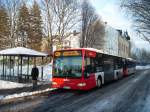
<box><xmin>136</xmin><ymin>65</ymin><xmax>150</xmax><ymax>70</ymax></box>
<box><xmin>0</xmin><ymin>88</ymin><xmax>55</xmax><ymax>101</ymax></box>
<box><xmin>0</xmin><ymin>80</ymin><xmax>31</xmax><ymax>89</ymax></box>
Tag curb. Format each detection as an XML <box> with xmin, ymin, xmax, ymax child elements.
<box><xmin>0</xmin><ymin>88</ymin><xmax>56</xmax><ymax>105</ymax></box>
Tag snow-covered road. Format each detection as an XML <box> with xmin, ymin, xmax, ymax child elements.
<box><xmin>0</xmin><ymin>69</ymin><xmax>150</xmax><ymax>112</ymax></box>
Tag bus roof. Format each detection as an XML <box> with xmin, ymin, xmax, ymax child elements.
<box><xmin>83</xmin><ymin>48</ymin><xmax>104</xmax><ymax>54</ymax></box>
<box><xmin>54</xmin><ymin>48</ymin><xmax>136</xmax><ymax>61</ymax></box>
<box><xmin>54</xmin><ymin>48</ymin><xmax>119</xmax><ymax>57</ymax></box>
<box><xmin>55</xmin><ymin>48</ymin><xmax>104</xmax><ymax>53</ymax></box>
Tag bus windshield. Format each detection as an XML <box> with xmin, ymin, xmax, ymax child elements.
<box><xmin>53</xmin><ymin>56</ymin><xmax>82</xmax><ymax>78</ymax></box>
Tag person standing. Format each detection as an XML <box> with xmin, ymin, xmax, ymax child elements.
<box><xmin>31</xmin><ymin>65</ymin><xmax>39</xmax><ymax>89</ymax></box>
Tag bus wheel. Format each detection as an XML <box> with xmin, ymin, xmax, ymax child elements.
<box><xmin>97</xmin><ymin>78</ymin><xmax>102</xmax><ymax>88</ymax></box>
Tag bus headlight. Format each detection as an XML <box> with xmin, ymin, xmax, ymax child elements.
<box><xmin>52</xmin><ymin>82</ymin><xmax>57</xmax><ymax>85</ymax></box>
<box><xmin>77</xmin><ymin>83</ymin><xmax>86</xmax><ymax>87</ymax></box>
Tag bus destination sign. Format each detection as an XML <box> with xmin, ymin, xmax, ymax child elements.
<box><xmin>54</xmin><ymin>50</ymin><xmax>81</xmax><ymax>57</ymax></box>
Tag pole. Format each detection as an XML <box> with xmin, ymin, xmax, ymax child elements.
<box><xmin>27</xmin><ymin>56</ymin><xmax>29</xmax><ymax>80</ymax></box>
<box><xmin>9</xmin><ymin>56</ymin><xmax>11</xmax><ymax>79</ymax></box>
<box><xmin>17</xmin><ymin>56</ymin><xmax>19</xmax><ymax>81</ymax></box>
<box><xmin>41</xmin><ymin>57</ymin><xmax>44</xmax><ymax>80</ymax></box>
<box><xmin>2</xmin><ymin>56</ymin><xmax>4</xmax><ymax>77</ymax></box>
<box><xmin>21</xmin><ymin>56</ymin><xmax>23</xmax><ymax>81</ymax></box>
<box><xmin>13</xmin><ymin>56</ymin><xmax>15</xmax><ymax>77</ymax></box>
<box><xmin>5</xmin><ymin>56</ymin><xmax>7</xmax><ymax>79</ymax></box>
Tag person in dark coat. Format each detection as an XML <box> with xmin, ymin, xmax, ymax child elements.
<box><xmin>31</xmin><ymin>65</ymin><xmax>39</xmax><ymax>88</ymax></box>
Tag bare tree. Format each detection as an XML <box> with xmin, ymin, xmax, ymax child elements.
<box><xmin>81</xmin><ymin>0</ymin><xmax>105</xmax><ymax>48</ymax></box>
<box><xmin>41</xmin><ymin>0</ymin><xmax>55</xmax><ymax>53</ymax></box>
<box><xmin>41</xmin><ymin>0</ymin><xmax>81</xmax><ymax>52</ymax></box>
<box><xmin>52</xmin><ymin>0</ymin><xmax>80</xmax><ymax>41</ymax></box>
<box><xmin>137</xmin><ymin>48</ymin><xmax>150</xmax><ymax>63</ymax></box>
<box><xmin>86</xmin><ymin>20</ymin><xmax>105</xmax><ymax>49</ymax></box>
<box><xmin>122</xmin><ymin>0</ymin><xmax>150</xmax><ymax>43</ymax></box>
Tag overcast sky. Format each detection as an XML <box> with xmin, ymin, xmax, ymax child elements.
<box><xmin>90</xmin><ymin>0</ymin><xmax>150</xmax><ymax>51</ymax></box>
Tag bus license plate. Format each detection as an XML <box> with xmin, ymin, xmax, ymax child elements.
<box><xmin>63</xmin><ymin>86</ymin><xmax>70</xmax><ymax>89</ymax></box>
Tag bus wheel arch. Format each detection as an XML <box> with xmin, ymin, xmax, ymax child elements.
<box><xmin>97</xmin><ymin>76</ymin><xmax>102</xmax><ymax>88</ymax></box>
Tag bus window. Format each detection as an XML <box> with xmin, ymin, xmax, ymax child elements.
<box><xmin>84</xmin><ymin>57</ymin><xmax>96</xmax><ymax>77</ymax></box>
<box><xmin>115</xmin><ymin>58</ymin><xmax>123</xmax><ymax>69</ymax></box>
<box><xmin>118</xmin><ymin>59</ymin><xmax>123</xmax><ymax>69</ymax></box>
<box><xmin>53</xmin><ymin>56</ymin><xmax>82</xmax><ymax>78</ymax></box>
<box><xmin>95</xmin><ymin>54</ymin><xmax>103</xmax><ymax>72</ymax></box>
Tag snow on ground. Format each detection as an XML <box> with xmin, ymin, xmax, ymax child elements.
<box><xmin>0</xmin><ymin>88</ymin><xmax>55</xmax><ymax>101</ymax></box>
<box><xmin>0</xmin><ymin>79</ymin><xmax>51</xmax><ymax>90</ymax></box>
<box><xmin>0</xmin><ymin>63</ymin><xmax>53</xmax><ymax>101</ymax></box>
<box><xmin>136</xmin><ymin>65</ymin><xmax>150</xmax><ymax>70</ymax></box>
<box><xmin>0</xmin><ymin>63</ymin><xmax>52</xmax><ymax>89</ymax></box>
<box><xmin>0</xmin><ymin>80</ymin><xmax>31</xmax><ymax>89</ymax></box>
<box><xmin>0</xmin><ymin>77</ymin><xmax>53</xmax><ymax>101</ymax></box>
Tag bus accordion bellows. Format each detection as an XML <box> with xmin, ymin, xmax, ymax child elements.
<box><xmin>51</xmin><ymin>48</ymin><xmax>136</xmax><ymax>90</ymax></box>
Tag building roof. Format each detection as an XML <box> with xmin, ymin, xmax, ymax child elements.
<box><xmin>0</xmin><ymin>47</ymin><xmax>48</xmax><ymax>57</ymax></box>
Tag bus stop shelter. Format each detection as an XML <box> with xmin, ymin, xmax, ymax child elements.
<box><xmin>0</xmin><ymin>47</ymin><xmax>48</xmax><ymax>83</ymax></box>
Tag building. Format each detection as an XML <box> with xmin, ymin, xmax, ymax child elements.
<box><xmin>101</xmin><ymin>24</ymin><xmax>130</xmax><ymax>58</ymax></box>
<box><xmin>53</xmin><ymin>25</ymin><xmax>131</xmax><ymax>58</ymax></box>
<box><xmin>118</xmin><ymin>30</ymin><xmax>130</xmax><ymax>58</ymax></box>
<box><xmin>102</xmin><ymin>25</ymin><xmax>119</xmax><ymax>56</ymax></box>
<box><xmin>62</xmin><ymin>31</ymin><xmax>80</xmax><ymax>49</ymax></box>
<box><xmin>53</xmin><ymin>31</ymin><xmax>80</xmax><ymax>51</ymax></box>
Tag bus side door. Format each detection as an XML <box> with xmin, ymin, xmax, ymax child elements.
<box><xmin>103</xmin><ymin>58</ymin><xmax>114</xmax><ymax>83</ymax></box>
<box><xmin>84</xmin><ymin>57</ymin><xmax>97</xmax><ymax>89</ymax></box>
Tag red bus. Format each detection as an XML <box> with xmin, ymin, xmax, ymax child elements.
<box><xmin>52</xmin><ymin>48</ymin><xmax>135</xmax><ymax>90</ymax></box>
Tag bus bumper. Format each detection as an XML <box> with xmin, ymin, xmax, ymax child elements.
<box><xmin>51</xmin><ymin>79</ymin><xmax>90</xmax><ymax>91</ymax></box>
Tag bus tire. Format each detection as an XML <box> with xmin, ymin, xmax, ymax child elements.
<box><xmin>97</xmin><ymin>78</ymin><xmax>102</xmax><ymax>88</ymax></box>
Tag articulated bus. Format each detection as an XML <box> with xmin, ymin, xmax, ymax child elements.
<box><xmin>52</xmin><ymin>48</ymin><xmax>136</xmax><ymax>90</ymax></box>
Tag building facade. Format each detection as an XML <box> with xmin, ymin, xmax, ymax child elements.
<box><xmin>118</xmin><ymin>30</ymin><xmax>130</xmax><ymax>58</ymax></box>
<box><xmin>53</xmin><ymin>31</ymin><xmax>80</xmax><ymax>51</ymax></box>
<box><xmin>102</xmin><ymin>25</ymin><xmax>119</xmax><ymax>56</ymax></box>
<box><xmin>53</xmin><ymin>25</ymin><xmax>131</xmax><ymax>58</ymax></box>
<box><xmin>101</xmin><ymin>25</ymin><xmax>130</xmax><ymax>58</ymax></box>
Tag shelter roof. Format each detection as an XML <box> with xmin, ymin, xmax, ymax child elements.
<box><xmin>0</xmin><ymin>47</ymin><xmax>48</xmax><ymax>57</ymax></box>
